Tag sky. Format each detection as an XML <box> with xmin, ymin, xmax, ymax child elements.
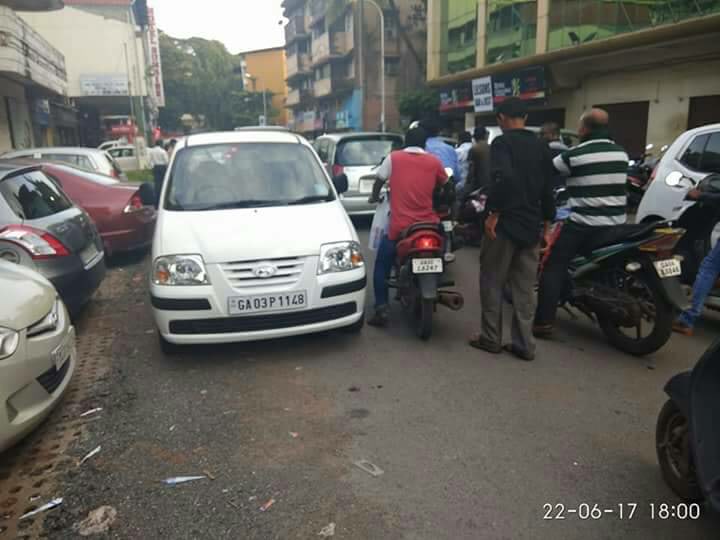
<box><xmin>149</xmin><ymin>0</ymin><xmax>286</xmax><ymax>54</ymax></box>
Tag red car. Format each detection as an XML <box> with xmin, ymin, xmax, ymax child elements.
<box><xmin>38</xmin><ymin>162</ymin><xmax>156</xmax><ymax>257</ymax></box>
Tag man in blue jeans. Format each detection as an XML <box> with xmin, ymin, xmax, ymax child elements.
<box><xmin>367</xmin><ymin>126</ymin><xmax>448</xmax><ymax>327</ymax></box>
<box><xmin>673</xmin><ymin>189</ymin><xmax>720</xmax><ymax>336</ymax></box>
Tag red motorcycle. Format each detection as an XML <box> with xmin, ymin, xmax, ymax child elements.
<box><xmin>389</xmin><ymin>222</ymin><xmax>464</xmax><ymax>340</ymax></box>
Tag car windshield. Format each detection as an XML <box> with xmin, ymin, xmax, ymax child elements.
<box><xmin>165</xmin><ymin>142</ymin><xmax>335</xmax><ymax>211</ymax></box>
<box><xmin>336</xmin><ymin>138</ymin><xmax>402</xmax><ymax>167</ymax></box>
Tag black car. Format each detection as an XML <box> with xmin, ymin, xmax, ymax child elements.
<box><xmin>0</xmin><ymin>162</ymin><xmax>105</xmax><ymax>314</ymax></box>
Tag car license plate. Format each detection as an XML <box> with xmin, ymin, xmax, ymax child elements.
<box><xmin>228</xmin><ymin>291</ymin><xmax>308</xmax><ymax>315</ymax></box>
<box><xmin>51</xmin><ymin>331</ymin><xmax>74</xmax><ymax>371</ymax></box>
<box><xmin>654</xmin><ymin>259</ymin><xmax>682</xmax><ymax>278</ymax></box>
<box><xmin>412</xmin><ymin>258</ymin><xmax>443</xmax><ymax>274</ymax></box>
<box><xmin>80</xmin><ymin>243</ymin><xmax>100</xmax><ymax>266</ymax></box>
<box><xmin>442</xmin><ymin>220</ymin><xmax>454</xmax><ymax>232</ymax></box>
<box><xmin>360</xmin><ymin>178</ymin><xmax>375</xmax><ymax>194</ymax></box>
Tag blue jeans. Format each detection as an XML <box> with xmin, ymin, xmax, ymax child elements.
<box><xmin>373</xmin><ymin>235</ymin><xmax>397</xmax><ymax>308</ymax></box>
<box><xmin>679</xmin><ymin>241</ymin><xmax>720</xmax><ymax>327</ymax></box>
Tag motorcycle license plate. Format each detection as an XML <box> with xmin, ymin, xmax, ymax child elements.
<box><xmin>654</xmin><ymin>259</ymin><xmax>681</xmax><ymax>278</ymax></box>
<box><xmin>228</xmin><ymin>291</ymin><xmax>307</xmax><ymax>315</ymax></box>
<box><xmin>412</xmin><ymin>258</ymin><xmax>443</xmax><ymax>274</ymax></box>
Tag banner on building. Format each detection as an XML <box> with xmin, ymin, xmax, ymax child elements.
<box><xmin>492</xmin><ymin>67</ymin><xmax>546</xmax><ymax>105</ymax></box>
<box><xmin>146</xmin><ymin>8</ymin><xmax>166</xmax><ymax>107</ymax></box>
<box><xmin>471</xmin><ymin>76</ymin><xmax>493</xmax><ymax>113</ymax></box>
<box><xmin>80</xmin><ymin>75</ymin><xmax>129</xmax><ymax>96</ymax></box>
<box><xmin>439</xmin><ymin>86</ymin><xmax>473</xmax><ymax>112</ymax></box>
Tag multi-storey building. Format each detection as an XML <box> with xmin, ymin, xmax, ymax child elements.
<box><xmin>238</xmin><ymin>46</ymin><xmax>289</xmax><ymax>127</ymax></box>
<box><xmin>427</xmin><ymin>0</ymin><xmax>720</xmax><ymax>156</ymax></box>
<box><xmin>283</xmin><ymin>0</ymin><xmax>427</xmax><ymax>136</ymax></box>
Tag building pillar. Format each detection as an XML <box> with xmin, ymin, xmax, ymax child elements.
<box><xmin>426</xmin><ymin>0</ymin><xmax>441</xmax><ymax>80</ymax></box>
<box><xmin>476</xmin><ymin>0</ymin><xmax>487</xmax><ymax>68</ymax></box>
<box><xmin>536</xmin><ymin>0</ymin><xmax>550</xmax><ymax>54</ymax></box>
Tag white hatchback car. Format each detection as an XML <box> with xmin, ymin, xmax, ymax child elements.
<box><xmin>150</xmin><ymin>130</ymin><xmax>366</xmax><ymax>351</ymax></box>
<box><xmin>0</xmin><ymin>261</ymin><xmax>76</xmax><ymax>452</ymax></box>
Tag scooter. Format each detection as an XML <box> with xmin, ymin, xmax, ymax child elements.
<box><xmin>656</xmin><ymin>339</ymin><xmax>720</xmax><ymax>512</ymax></box>
<box><xmin>541</xmin><ymin>219</ymin><xmax>689</xmax><ymax>356</ymax></box>
<box><xmin>455</xmin><ymin>187</ymin><xmax>487</xmax><ymax>247</ymax></box>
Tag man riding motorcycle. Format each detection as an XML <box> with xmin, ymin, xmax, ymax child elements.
<box><xmin>367</xmin><ymin>126</ymin><xmax>449</xmax><ymax>327</ymax></box>
<box><xmin>534</xmin><ymin>108</ymin><xmax>630</xmax><ymax>337</ymax></box>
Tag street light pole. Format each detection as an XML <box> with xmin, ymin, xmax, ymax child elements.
<box><xmin>246</xmin><ymin>73</ymin><xmax>268</xmax><ymax>126</ymax></box>
<box><xmin>363</xmin><ymin>0</ymin><xmax>385</xmax><ymax>132</ymax></box>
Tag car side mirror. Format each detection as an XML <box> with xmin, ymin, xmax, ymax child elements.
<box><xmin>138</xmin><ymin>182</ymin><xmax>156</xmax><ymax>206</ymax></box>
<box><xmin>333</xmin><ymin>173</ymin><xmax>349</xmax><ymax>194</ymax></box>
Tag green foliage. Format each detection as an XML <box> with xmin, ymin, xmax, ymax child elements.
<box><xmin>158</xmin><ymin>33</ymin><xmax>274</xmax><ymax>131</ymax></box>
<box><xmin>126</xmin><ymin>169</ymin><xmax>153</xmax><ymax>183</ymax></box>
<box><xmin>398</xmin><ymin>89</ymin><xmax>439</xmax><ymax>123</ymax></box>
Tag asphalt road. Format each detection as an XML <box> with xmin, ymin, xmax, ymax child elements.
<box><xmin>30</xmin><ymin>219</ymin><xmax>720</xmax><ymax>538</ymax></box>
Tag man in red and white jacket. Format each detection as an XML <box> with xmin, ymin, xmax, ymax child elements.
<box><xmin>367</xmin><ymin>126</ymin><xmax>449</xmax><ymax>327</ymax></box>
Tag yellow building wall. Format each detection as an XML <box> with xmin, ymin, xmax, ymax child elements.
<box><xmin>244</xmin><ymin>48</ymin><xmax>288</xmax><ymax>126</ymax></box>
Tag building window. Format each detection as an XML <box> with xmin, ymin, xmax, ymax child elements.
<box><xmin>438</xmin><ymin>0</ymin><xmax>479</xmax><ymax>76</ymax></box>
<box><xmin>486</xmin><ymin>0</ymin><xmax>537</xmax><ymax>65</ymax></box>
<box><xmin>385</xmin><ymin>57</ymin><xmax>400</xmax><ymax>77</ymax></box>
<box><xmin>315</xmin><ymin>64</ymin><xmax>331</xmax><ymax>80</ymax></box>
<box><xmin>384</xmin><ymin>10</ymin><xmax>398</xmax><ymax>40</ymax></box>
<box><xmin>548</xmin><ymin>0</ymin><xmax>720</xmax><ymax>51</ymax></box>
<box><xmin>345</xmin><ymin>11</ymin><xmax>353</xmax><ymax>33</ymax></box>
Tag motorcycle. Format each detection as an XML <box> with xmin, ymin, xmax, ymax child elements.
<box><xmin>627</xmin><ymin>143</ymin><xmax>657</xmax><ymax>207</ymax></box>
<box><xmin>388</xmin><ymin>169</ymin><xmax>464</xmax><ymax>340</ymax></box>
<box><xmin>541</xmin><ymin>220</ymin><xmax>689</xmax><ymax>356</ymax></box>
<box><xmin>664</xmin><ymin>172</ymin><xmax>720</xmax><ymax>311</ymax></box>
<box><xmin>656</xmin><ymin>339</ymin><xmax>720</xmax><ymax>512</ymax></box>
<box><xmin>455</xmin><ymin>187</ymin><xmax>487</xmax><ymax>247</ymax></box>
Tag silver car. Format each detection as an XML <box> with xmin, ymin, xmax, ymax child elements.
<box><xmin>313</xmin><ymin>133</ymin><xmax>403</xmax><ymax>216</ymax></box>
<box><xmin>0</xmin><ymin>260</ymin><xmax>76</xmax><ymax>452</ymax></box>
<box><xmin>2</xmin><ymin>147</ymin><xmax>127</xmax><ymax>181</ymax></box>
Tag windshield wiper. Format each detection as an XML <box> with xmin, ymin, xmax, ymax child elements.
<box><xmin>287</xmin><ymin>194</ymin><xmax>334</xmax><ymax>205</ymax></box>
<box><xmin>188</xmin><ymin>200</ymin><xmax>287</xmax><ymax>211</ymax></box>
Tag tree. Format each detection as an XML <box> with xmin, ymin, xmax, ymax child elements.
<box><xmin>398</xmin><ymin>89</ymin><xmax>439</xmax><ymax>125</ymax></box>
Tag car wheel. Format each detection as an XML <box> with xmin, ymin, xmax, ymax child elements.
<box><xmin>158</xmin><ymin>333</ymin><xmax>182</xmax><ymax>355</ymax></box>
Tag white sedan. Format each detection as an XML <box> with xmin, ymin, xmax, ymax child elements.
<box><xmin>0</xmin><ymin>261</ymin><xmax>76</xmax><ymax>452</ymax></box>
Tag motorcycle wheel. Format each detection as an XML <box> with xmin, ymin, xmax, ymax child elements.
<box><xmin>416</xmin><ymin>298</ymin><xmax>433</xmax><ymax>341</ymax></box>
<box><xmin>656</xmin><ymin>400</ymin><xmax>703</xmax><ymax>502</ymax></box>
<box><xmin>598</xmin><ymin>272</ymin><xmax>673</xmax><ymax>356</ymax></box>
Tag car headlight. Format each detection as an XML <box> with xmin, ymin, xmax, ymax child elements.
<box><xmin>27</xmin><ymin>298</ymin><xmax>61</xmax><ymax>337</ymax></box>
<box><xmin>153</xmin><ymin>255</ymin><xmax>210</xmax><ymax>286</ymax></box>
<box><xmin>318</xmin><ymin>241</ymin><xmax>364</xmax><ymax>274</ymax></box>
<box><xmin>0</xmin><ymin>327</ymin><xmax>19</xmax><ymax>360</ymax></box>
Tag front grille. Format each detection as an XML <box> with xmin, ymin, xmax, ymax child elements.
<box><xmin>220</xmin><ymin>257</ymin><xmax>306</xmax><ymax>290</ymax></box>
<box><xmin>151</xmin><ymin>296</ymin><xmax>212</xmax><ymax>311</ymax></box>
<box><xmin>169</xmin><ymin>302</ymin><xmax>357</xmax><ymax>335</ymax></box>
<box><xmin>36</xmin><ymin>359</ymin><xmax>71</xmax><ymax>394</ymax></box>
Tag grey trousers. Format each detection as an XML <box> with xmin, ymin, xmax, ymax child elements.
<box><xmin>479</xmin><ymin>232</ymin><xmax>540</xmax><ymax>355</ymax></box>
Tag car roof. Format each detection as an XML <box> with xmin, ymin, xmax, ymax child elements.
<box><xmin>182</xmin><ymin>130</ymin><xmax>307</xmax><ymax>147</ymax></box>
<box><xmin>683</xmin><ymin>123</ymin><xmax>720</xmax><ymax>137</ymax></box>
<box><xmin>317</xmin><ymin>132</ymin><xmax>403</xmax><ymax>141</ymax></box>
<box><xmin>0</xmin><ymin>160</ymin><xmax>42</xmax><ymax>179</ymax></box>
<box><xmin>234</xmin><ymin>126</ymin><xmax>290</xmax><ymax>132</ymax></box>
<box><xmin>3</xmin><ymin>147</ymin><xmax>102</xmax><ymax>156</ymax></box>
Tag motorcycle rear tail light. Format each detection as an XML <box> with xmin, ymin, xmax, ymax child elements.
<box><xmin>639</xmin><ymin>229</ymin><xmax>684</xmax><ymax>254</ymax></box>
<box><xmin>413</xmin><ymin>236</ymin><xmax>441</xmax><ymax>250</ymax></box>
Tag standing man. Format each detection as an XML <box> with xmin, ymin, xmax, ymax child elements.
<box><xmin>534</xmin><ymin>109</ymin><xmax>629</xmax><ymax>337</ymax></box>
<box><xmin>422</xmin><ymin>118</ymin><xmax>461</xmax><ymax>182</ymax></box>
<box><xmin>367</xmin><ymin>126</ymin><xmax>449</xmax><ymax>327</ymax></box>
<box><xmin>455</xmin><ymin>131</ymin><xmax>473</xmax><ymax>191</ymax></box>
<box><xmin>470</xmin><ymin>98</ymin><xmax>556</xmax><ymax>361</ymax></box>
<box><xmin>467</xmin><ymin>126</ymin><xmax>491</xmax><ymax>191</ymax></box>
<box><xmin>149</xmin><ymin>140</ymin><xmax>169</xmax><ymax>206</ymax></box>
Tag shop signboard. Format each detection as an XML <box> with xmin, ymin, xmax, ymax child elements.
<box><xmin>492</xmin><ymin>67</ymin><xmax>546</xmax><ymax>105</ymax></box>
<box><xmin>471</xmin><ymin>76</ymin><xmax>493</xmax><ymax>113</ymax></box>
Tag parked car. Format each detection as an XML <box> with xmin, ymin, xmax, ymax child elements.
<box><xmin>2</xmin><ymin>147</ymin><xmax>127</xmax><ymax>181</ymax></box>
<box><xmin>38</xmin><ymin>162</ymin><xmax>156</xmax><ymax>256</ymax></box>
<box><xmin>313</xmin><ymin>132</ymin><xmax>403</xmax><ymax>215</ymax></box>
<box><xmin>637</xmin><ymin>123</ymin><xmax>720</xmax><ymax>223</ymax></box>
<box><xmin>485</xmin><ymin>126</ymin><xmax>580</xmax><ymax>147</ymax></box>
<box><xmin>107</xmin><ymin>145</ymin><xmax>145</xmax><ymax>172</ymax></box>
<box><xmin>151</xmin><ymin>130</ymin><xmax>366</xmax><ymax>352</ymax></box>
<box><xmin>98</xmin><ymin>140</ymin><xmax>125</xmax><ymax>152</ymax></box>
<box><xmin>0</xmin><ymin>163</ymin><xmax>106</xmax><ymax>314</ymax></box>
<box><xmin>0</xmin><ymin>260</ymin><xmax>76</xmax><ymax>453</ymax></box>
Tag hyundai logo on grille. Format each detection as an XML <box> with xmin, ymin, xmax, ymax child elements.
<box><xmin>253</xmin><ymin>265</ymin><xmax>278</xmax><ymax>279</ymax></box>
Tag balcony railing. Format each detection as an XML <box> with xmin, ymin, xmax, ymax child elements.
<box><xmin>285</xmin><ymin>15</ymin><xmax>309</xmax><ymax>44</ymax></box>
<box><xmin>313</xmin><ymin>77</ymin><xmax>332</xmax><ymax>97</ymax></box>
<box><xmin>0</xmin><ymin>6</ymin><xmax>67</xmax><ymax>95</ymax></box>
<box><xmin>311</xmin><ymin>31</ymin><xmax>331</xmax><ymax>64</ymax></box>
<box><xmin>332</xmin><ymin>31</ymin><xmax>354</xmax><ymax>55</ymax></box>
<box><xmin>286</xmin><ymin>87</ymin><xmax>312</xmax><ymax>107</ymax></box>
<box><xmin>286</xmin><ymin>52</ymin><xmax>311</xmax><ymax>79</ymax></box>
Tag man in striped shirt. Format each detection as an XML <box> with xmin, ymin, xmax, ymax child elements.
<box><xmin>534</xmin><ymin>109</ymin><xmax>629</xmax><ymax>337</ymax></box>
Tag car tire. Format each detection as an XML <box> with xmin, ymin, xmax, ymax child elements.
<box><xmin>158</xmin><ymin>333</ymin><xmax>182</xmax><ymax>355</ymax></box>
<box><xmin>343</xmin><ymin>313</ymin><xmax>365</xmax><ymax>334</ymax></box>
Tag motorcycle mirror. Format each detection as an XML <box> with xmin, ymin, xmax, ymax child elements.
<box><xmin>661</xmin><ymin>145</ymin><xmax>669</xmax><ymax>153</ymax></box>
<box><xmin>629</xmin><ymin>160</ymin><xmax>636</xmax><ymax>167</ymax></box>
<box><xmin>645</xmin><ymin>143</ymin><xmax>654</xmax><ymax>151</ymax></box>
<box><xmin>665</xmin><ymin>172</ymin><xmax>683</xmax><ymax>187</ymax></box>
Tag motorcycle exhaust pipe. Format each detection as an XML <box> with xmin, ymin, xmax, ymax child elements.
<box><xmin>438</xmin><ymin>291</ymin><xmax>464</xmax><ymax>311</ymax></box>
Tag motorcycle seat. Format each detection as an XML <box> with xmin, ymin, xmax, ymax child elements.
<box><xmin>397</xmin><ymin>222</ymin><xmax>442</xmax><ymax>241</ymax></box>
<box><xmin>582</xmin><ymin>221</ymin><xmax>666</xmax><ymax>254</ymax></box>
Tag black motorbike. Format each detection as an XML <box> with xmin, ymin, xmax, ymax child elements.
<box><xmin>656</xmin><ymin>339</ymin><xmax>720</xmax><ymax>512</ymax></box>
<box><xmin>541</xmin><ymin>221</ymin><xmax>689</xmax><ymax>355</ymax></box>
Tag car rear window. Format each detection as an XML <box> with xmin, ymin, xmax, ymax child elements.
<box><xmin>105</xmin><ymin>152</ymin><xmax>124</xmax><ymax>177</ymax></box>
<box><xmin>335</xmin><ymin>137</ymin><xmax>402</xmax><ymax>167</ymax></box>
<box><xmin>165</xmin><ymin>143</ymin><xmax>334</xmax><ymax>211</ymax></box>
<box><xmin>0</xmin><ymin>170</ymin><xmax>73</xmax><ymax>219</ymax></box>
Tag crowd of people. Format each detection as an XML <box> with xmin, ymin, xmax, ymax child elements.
<box><xmin>366</xmin><ymin>96</ymin><xmax>713</xmax><ymax>360</ymax></box>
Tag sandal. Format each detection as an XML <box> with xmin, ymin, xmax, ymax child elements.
<box><xmin>468</xmin><ymin>335</ymin><xmax>502</xmax><ymax>354</ymax></box>
<box><xmin>503</xmin><ymin>344</ymin><xmax>535</xmax><ymax>362</ymax></box>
